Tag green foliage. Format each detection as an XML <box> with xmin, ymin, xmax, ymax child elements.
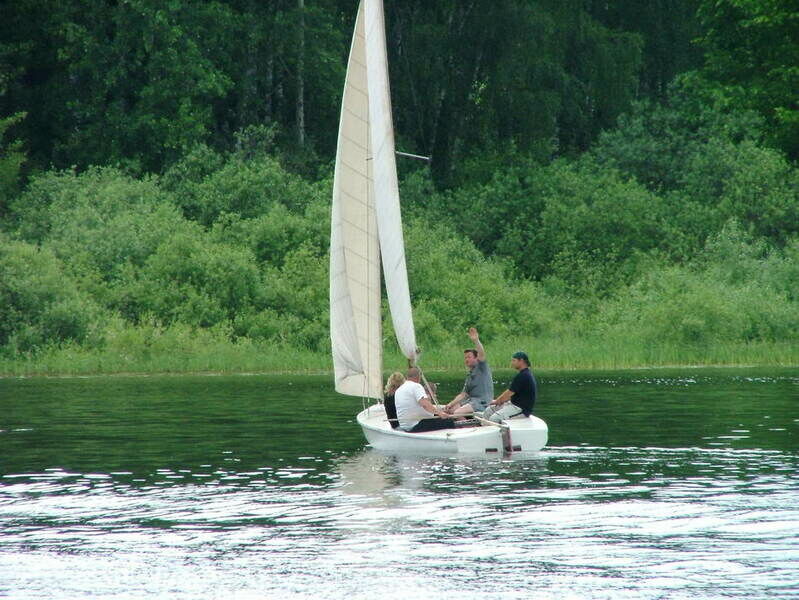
<box><xmin>588</xmin><ymin>84</ymin><xmax>799</xmax><ymax>257</ymax></box>
<box><xmin>413</xmin><ymin>165</ymin><xmax>544</xmax><ymax>257</ymax></box>
<box><xmin>608</xmin><ymin>264</ymin><xmax>798</xmax><ymax>347</ymax></box>
<box><xmin>388</xmin><ymin>0</ymin><xmax>644</xmax><ymax>187</ymax></box>
<box><xmin>56</xmin><ymin>0</ymin><xmax>233</xmax><ymax>171</ymax></box>
<box><xmin>695</xmin><ymin>0</ymin><xmax>799</xmax><ymax>159</ymax></box>
<box><xmin>590</xmin><ymin>83</ymin><xmax>767</xmax><ymax>192</ymax></box>
<box><xmin>594</xmin><ymin>223</ymin><xmax>799</xmax><ymax>349</ymax></box>
<box><xmin>2</xmin><ymin>154</ymin><xmax>337</xmax><ymax>355</ymax></box>
<box><xmin>159</xmin><ymin>144</ymin><xmax>226</xmax><ymax>194</ymax></box>
<box><xmin>700</xmin><ymin>222</ymin><xmax>799</xmax><ymax>303</ymax></box>
<box><xmin>168</xmin><ymin>156</ymin><xmax>286</xmax><ymax>225</ymax></box>
<box><xmin>121</xmin><ymin>229</ymin><xmax>263</xmax><ymax>328</ymax></box>
<box><xmin>514</xmin><ymin>161</ymin><xmax>666</xmax><ymax>288</ymax></box>
<box><xmin>211</xmin><ymin>197</ymin><xmax>330</xmax><ymax>267</ymax></box>
<box><xmin>674</xmin><ymin>138</ymin><xmax>799</xmax><ymax>245</ymax></box>
<box><xmin>164</xmin><ymin>148</ymin><xmax>327</xmax><ymax>226</ymax></box>
<box><xmin>0</xmin><ymin>0</ymin><xmax>654</xmax><ymax>181</ymax></box>
<box><xmin>587</xmin><ymin>0</ymin><xmax>703</xmax><ymax>97</ymax></box>
<box><xmin>417</xmin><ymin>158</ymin><xmax>668</xmax><ymax>295</ymax></box>
<box><xmin>1</xmin><ymin>81</ymin><xmax>798</xmax><ymax>372</ymax></box>
<box><xmin>10</xmin><ymin>166</ymin><xmax>184</xmax><ymax>276</ymax></box>
<box><xmin>0</xmin><ymin>235</ymin><xmax>103</xmax><ymax>353</ymax></box>
<box><xmin>262</xmin><ymin>245</ymin><xmax>330</xmax><ymax>350</ymax></box>
<box><xmin>0</xmin><ymin>112</ymin><xmax>26</xmax><ymax>217</ymax></box>
<box><xmin>0</xmin><ymin>0</ymin><xmax>346</xmax><ymax>173</ymax></box>
<box><xmin>401</xmin><ymin>217</ymin><xmax>560</xmax><ymax>348</ymax></box>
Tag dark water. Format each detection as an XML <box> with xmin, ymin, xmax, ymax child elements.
<box><xmin>1</xmin><ymin>368</ymin><xmax>797</xmax><ymax>599</ymax></box>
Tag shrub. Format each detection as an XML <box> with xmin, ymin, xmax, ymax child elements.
<box><xmin>121</xmin><ymin>229</ymin><xmax>264</xmax><ymax>327</ymax></box>
<box><xmin>417</xmin><ymin>166</ymin><xmax>546</xmax><ymax>258</ymax></box>
<box><xmin>0</xmin><ymin>236</ymin><xmax>103</xmax><ymax>353</ymax></box>
<box><xmin>496</xmin><ymin>160</ymin><xmax>667</xmax><ymax>288</ymax></box>
<box><xmin>605</xmin><ymin>262</ymin><xmax>799</xmax><ymax>347</ymax></box>
<box><xmin>402</xmin><ymin>217</ymin><xmax>559</xmax><ymax>345</ymax></box>
<box><xmin>590</xmin><ymin>83</ymin><xmax>766</xmax><ymax>193</ymax></box>
<box><xmin>0</xmin><ymin>112</ymin><xmax>27</xmax><ymax>219</ymax></box>
<box><xmin>673</xmin><ymin>139</ymin><xmax>799</xmax><ymax>245</ymax></box>
<box><xmin>701</xmin><ymin>222</ymin><xmax>799</xmax><ymax>304</ymax></box>
<box><xmin>211</xmin><ymin>196</ymin><xmax>330</xmax><ymax>266</ymax></box>
<box><xmin>12</xmin><ymin>166</ymin><xmax>173</xmax><ymax>241</ymax></box>
<box><xmin>164</xmin><ymin>154</ymin><xmax>326</xmax><ymax>226</ymax></box>
<box><xmin>10</xmin><ymin>167</ymin><xmax>186</xmax><ymax>286</ymax></box>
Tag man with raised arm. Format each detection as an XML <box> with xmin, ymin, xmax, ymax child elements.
<box><xmin>445</xmin><ymin>327</ymin><xmax>494</xmax><ymax>416</ymax></box>
<box><xmin>395</xmin><ymin>367</ymin><xmax>457</xmax><ymax>433</ymax></box>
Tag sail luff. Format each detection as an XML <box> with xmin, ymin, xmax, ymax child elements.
<box><xmin>363</xmin><ymin>0</ymin><xmax>418</xmax><ymax>362</ymax></box>
<box><xmin>330</xmin><ymin>0</ymin><xmax>383</xmax><ymax>399</ymax></box>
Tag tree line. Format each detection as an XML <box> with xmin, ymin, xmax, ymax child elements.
<box><xmin>2</xmin><ymin>0</ymin><xmax>706</xmax><ymax>184</ymax></box>
<box><xmin>0</xmin><ymin>0</ymin><xmax>797</xmax><ymax>370</ymax></box>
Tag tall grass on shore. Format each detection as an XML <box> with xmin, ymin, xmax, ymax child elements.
<box><xmin>2</xmin><ymin>333</ymin><xmax>796</xmax><ymax>378</ymax></box>
<box><xmin>390</xmin><ymin>338</ymin><xmax>799</xmax><ymax>373</ymax></box>
<box><xmin>0</xmin><ymin>321</ymin><xmax>330</xmax><ymax>377</ymax></box>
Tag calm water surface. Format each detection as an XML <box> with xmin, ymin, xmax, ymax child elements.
<box><xmin>1</xmin><ymin>368</ymin><xmax>797</xmax><ymax>599</ymax></box>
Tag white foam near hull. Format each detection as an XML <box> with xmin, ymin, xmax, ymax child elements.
<box><xmin>356</xmin><ymin>405</ymin><xmax>548</xmax><ymax>454</ymax></box>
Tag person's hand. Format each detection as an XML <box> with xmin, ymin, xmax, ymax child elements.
<box><xmin>468</xmin><ymin>327</ymin><xmax>479</xmax><ymax>341</ymax></box>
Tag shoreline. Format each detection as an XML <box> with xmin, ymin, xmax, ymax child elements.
<box><xmin>2</xmin><ymin>362</ymin><xmax>796</xmax><ymax>380</ymax></box>
<box><xmin>2</xmin><ymin>337</ymin><xmax>796</xmax><ymax>379</ymax></box>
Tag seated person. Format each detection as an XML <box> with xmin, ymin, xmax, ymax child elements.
<box><xmin>445</xmin><ymin>327</ymin><xmax>493</xmax><ymax>416</ymax></box>
<box><xmin>383</xmin><ymin>372</ymin><xmax>405</xmax><ymax>429</ymax></box>
<box><xmin>483</xmin><ymin>351</ymin><xmax>537</xmax><ymax>423</ymax></box>
<box><xmin>394</xmin><ymin>367</ymin><xmax>456</xmax><ymax>433</ymax></box>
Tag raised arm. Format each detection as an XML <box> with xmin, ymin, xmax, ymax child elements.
<box><xmin>468</xmin><ymin>327</ymin><xmax>486</xmax><ymax>362</ymax></box>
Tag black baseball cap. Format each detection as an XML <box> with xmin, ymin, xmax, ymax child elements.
<box><xmin>512</xmin><ymin>351</ymin><xmax>529</xmax><ymax>364</ymax></box>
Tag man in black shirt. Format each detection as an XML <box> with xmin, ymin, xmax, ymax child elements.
<box><xmin>482</xmin><ymin>351</ymin><xmax>537</xmax><ymax>423</ymax></box>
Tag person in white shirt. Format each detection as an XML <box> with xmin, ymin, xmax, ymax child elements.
<box><xmin>394</xmin><ymin>367</ymin><xmax>456</xmax><ymax>433</ymax></box>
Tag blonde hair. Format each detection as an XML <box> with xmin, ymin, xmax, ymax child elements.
<box><xmin>384</xmin><ymin>372</ymin><xmax>405</xmax><ymax>395</ymax></box>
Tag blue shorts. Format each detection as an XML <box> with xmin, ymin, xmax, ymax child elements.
<box><xmin>463</xmin><ymin>396</ymin><xmax>489</xmax><ymax>412</ymax></box>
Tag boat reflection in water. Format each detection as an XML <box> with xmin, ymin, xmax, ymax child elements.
<box><xmin>334</xmin><ymin>447</ymin><xmax>551</xmax><ymax>499</ymax></box>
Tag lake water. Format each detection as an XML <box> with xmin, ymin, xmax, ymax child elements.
<box><xmin>1</xmin><ymin>368</ymin><xmax>797</xmax><ymax>599</ymax></box>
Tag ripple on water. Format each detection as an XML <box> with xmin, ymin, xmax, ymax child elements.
<box><xmin>1</xmin><ymin>448</ymin><xmax>797</xmax><ymax>600</ymax></box>
<box><xmin>1</xmin><ymin>370</ymin><xmax>797</xmax><ymax>599</ymax></box>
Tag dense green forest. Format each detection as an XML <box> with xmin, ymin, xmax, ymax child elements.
<box><xmin>1</xmin><ymin>0</ymin><xmax>797</xmax><ymax>374</ymax></box>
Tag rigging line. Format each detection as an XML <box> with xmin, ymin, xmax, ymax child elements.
<box><xmin>418</xmin><ymin>366</ymin><xmax>441</xmax><ymax>409</ymax></box>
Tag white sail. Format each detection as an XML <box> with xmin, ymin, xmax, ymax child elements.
<box><xmin>330</xmin><ymin>0</ymin><xmax>419</xmax><ymax>399</ymax></box>
<box><xmin>363</xmin><ymin>0</ymin><xmax>418</xmax><ymax>362</ymax></box>
<box><xmin>330</xmin><ymin>0</ymin><xmax>383</xmax><ymax>399</ymax></box>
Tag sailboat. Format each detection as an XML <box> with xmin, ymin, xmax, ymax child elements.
<box><xmin>329</xmin><ymin>0</ymin><xmax>548</xmax><ymax>454</ymax></box>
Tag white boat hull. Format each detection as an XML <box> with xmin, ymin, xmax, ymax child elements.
<box><xmin>356</xmin><ymin>405</ymin><xmax>548</xmax><ymax>454</ymax></box>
